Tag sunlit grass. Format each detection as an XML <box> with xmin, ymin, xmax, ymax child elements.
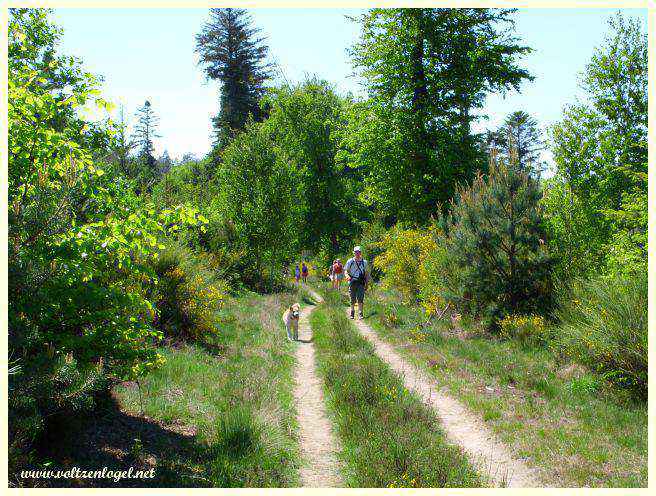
<box><xmin>362</xmin><ymin>287</ymin><xmax>647</xmax><ymax>487</ymax></box>
<box><xmin>310</xmin><ymin>291</ymin><xmax>483</xmax><ymax>488</ymax></box>
<box><xmin>115</xmin><ymin>290</ymin><xmax>301</xmax><ymax>487</ymax></box>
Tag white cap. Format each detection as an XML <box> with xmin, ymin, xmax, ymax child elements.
<box><xmin>353</xmin><ymin>245</ymin><xmax>362</xmax><ymax>253</ymax></box>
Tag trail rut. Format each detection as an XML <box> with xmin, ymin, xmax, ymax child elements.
<box><xmin>350</xmin><ymin>311</ymin><xmax>543</xmax><ymax>488</ymax></box>
<box><xmin>292</xmin><ymin>289</ymin><xmax>342</xmax><ymax>487</ymax></box>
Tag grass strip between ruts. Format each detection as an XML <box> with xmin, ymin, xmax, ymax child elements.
<box><xmin>310</xmin><ymin>288</ymin><xmax>483</xmax><ymax>488</ymax></box>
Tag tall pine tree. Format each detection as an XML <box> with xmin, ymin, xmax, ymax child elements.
<box><xmin>132</xmin><ymin>100</ymin><xmax>160</xmax><ymax>189</ymax></box>
<box><xmin>195</xmin><ymin>8</ymin><xmax>272</xmax><ymax>148</ymax></box>
<box><xmin>488</xmin><ymin>111</ymin><xmax>545</xmax><ymax>176</ymax></box>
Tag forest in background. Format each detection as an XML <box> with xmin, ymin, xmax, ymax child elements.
<box><xmin>8</xmin><ymin>7</ymin><xmax>647</xmax><ymax>483</ymax></box>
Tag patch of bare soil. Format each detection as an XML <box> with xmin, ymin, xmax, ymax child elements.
<box><xmin>293</xmin><ymin>289</ymin><xmax>342</xmax><ymax>487</ymax></box>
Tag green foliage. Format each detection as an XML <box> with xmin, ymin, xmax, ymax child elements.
<box><xmin>262</xmin><ymin>79</ymin><xmax>361</xmax><ymax>257</ymax></box>
<box><xmin>446</xmin><ymin>151</ymin><xmax>553</xmax><ymax>325</ymax></box>
<box><xmin>129</xmin><ymin>100</ymin><xmax>161</xmax><ymax>191</ymax></box>
<box><xmin>355</xmin><ymin>215</ymin><xmax>388</xmax><ymax>281</ymax></box>
<box><xmin>216</xmin><ymin>121</ymin><xmax>302</xmax><ymax>292</ymax></box>
<box><xmin>8</xmin><ymin>9</ymin><xmax>205</xmax><ymax>473</ymax></box>
<box><xmin>348</xmin><ymin>8</ymin><xmax>532</xmax><ymax>223</ymax></box>
<box><xmin>9</xmin><ymin>353</ymin><xmax>107</xmax><ymax>475</ymax></box>
<box><xmin>372</xmin><ymin>224</ymin><xmax>437</xmax><ymax>303</ymax></box>
<box><xmin>150</xmin><ymin>244</ymin><xmax>228</xmax><ymax>341</ymax></box>
<box><xmin>498</xmin><ymin>314</ymin><xmax>550</xmax><ymax>347</ymax></box>
<box><xmin>555</xmin><ymin>272</ymin><xmax>647</xmax><ymax>399</ymax></box>
<box><xmin>546</xmin><ymin>13</ymin><xmax>647</xmax><ymax>281</ymax></box>
<box><xmin>488</xmin><ymin>111</ymin><xmax>545</xmax><ymax>176</ymax></box>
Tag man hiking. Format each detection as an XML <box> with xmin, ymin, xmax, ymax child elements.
<box><xmin>345</xmin><ymin>246</ymin><xmax>369</xmax><ymax>319</ymax></box>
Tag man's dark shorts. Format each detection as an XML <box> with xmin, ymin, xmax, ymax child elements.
<box><xmin>349</xmin><ymin>281</ymin><xmax>365</xmax><ymax>304</ymax></box>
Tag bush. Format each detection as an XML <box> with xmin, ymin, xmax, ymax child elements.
<box><xmin>446</xmin><ymin>151</ymin><xmax>553</xmax><ymax>326</ymax></box>
<box><xmin>418</xmin><ymin>229</ymin><xmax>465</xmax><ymax>319</ymax></box>
<box><xmin>555</xmin><ymin>272</ymin><xmax>647</xmax><ymax>399</ymax></box>
<box><xmin>373</xmin><ymin>225</ymin><xmax>437</xmax><ymax>303</ymax></box>
<box><xmin>498</xmin><ymin>314</ymin><xmax>550</xmax><ymax>347</ymax></box>
<box><xmin>357</xmin><ymin>217</ymin><xmax>388</xmax><ymax>282</ymax></box>
<box><xmin>9</xmin><ymin>353</ymin><xmax>106</xmax><ymax>478</ymax></box>
<box><xmin>8</xmin><ymin>10</ymin><xmax>203</xmax><ymax>475</ymax></box>
<box><xmin>150</xmin><ymin>244</ymin><xmax>228</xmax><ymax>341</ymax></box>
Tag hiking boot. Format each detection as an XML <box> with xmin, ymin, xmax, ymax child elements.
<box><xmin>358</xmin><ymin>312</ymin><xmax>364</xmax><ymax>319</ymax></box>
<box><xmin>350</xmin><ymin>309</ymin><xmax>355</xmax><ymax>319</ymax></box>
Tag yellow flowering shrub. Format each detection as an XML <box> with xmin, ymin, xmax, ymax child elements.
<box><xmin>499</xmin><ymin>314</ymin><xmax>549</xmax><ymax>346</ymax></box>
<box><xmin>151</xmin><ymin>244</ymin><xmax>228</xmax><ymax>340</ymax></box>
<box><xmin>373</xmin><ymin>225</ymin><xmax>437</xmax><ymax>302</ymax></box>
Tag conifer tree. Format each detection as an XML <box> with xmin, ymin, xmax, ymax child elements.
<box><xmin>111</xmin><ymin>104</ymin><xmax>135</xmax><ymax>176</ymax></box>
<box><xmin>490</xmin><ymin>111</ymin><xmax>545</xmax><ymax>176</ymax></box>
<box><xmin>448</xmin><ymin>149</ymin><xmax>552</xmax><ymax>324</ymax></box>
<box><xmin>132</xmin><ymin>100</ymin><xmax>160</xmax><ymax>174</ymax></box>
<box><xmin>195</xmin><ymin>8</ymin><xmax>272</xmax><ymax>147</ymax></box>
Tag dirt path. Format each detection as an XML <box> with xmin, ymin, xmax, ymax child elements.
<box><xmin>350</xmin><ymin>311</ymin><xmax>542</xmax><ymax>488</ymax></box>
<box><xmin>292</xmin><ymin>289</ymin><xmax>342</xmax><ymax>487</ymax></box>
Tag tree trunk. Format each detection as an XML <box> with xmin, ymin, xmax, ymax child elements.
<box><xmin>409</xmin><ymin>10</ymin><xmax>430</xmax><ymax>177</ymax></box>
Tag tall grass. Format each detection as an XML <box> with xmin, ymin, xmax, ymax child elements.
<box><xmin>363</xmin><ymin>286</ymin><xmax>647</xmax><ymax>487</ymax></box>
<box><xmin>310</xmin><ymin>293</ymin><xmax>482</xmax><ymax>487</ymax></box>
<box><xmin>94</xmin><ymin>291</ymin><xmax>299</xmax><ymax>487</ymax></box>
<box><xmin>555</xmin><ymin>272</ymin><xmax>647</xmax><ymax>399</ymax></box>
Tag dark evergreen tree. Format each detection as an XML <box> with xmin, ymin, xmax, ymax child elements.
<box><xmin>447</xmin><ymin>148</ymin><xmax>552</xmax><ymax>325</ymax></box>
<box><xmin>195</xmin><ymin>8</ymin><xmax>272</xmax><ymax>147</ymax></box>
<box><xmin>131</xmin><ymin>100</ymin><xmax>160</xmax><ymax>190</ymax></box>
<box><xmin>133</xmin><ymin>100</ymin><xmax>159</xmax><ymax>169</ymax></box>
<box><xmin>110</xmin><ymin>104</ymin><xmax>135</xmax><ymax>176</ymax></box>
<box><xmin>489</xmin><ymin>111</ymin><xmax>545</xmax><ymax>176</ymax></box>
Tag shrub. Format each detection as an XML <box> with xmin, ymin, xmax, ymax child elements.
<box><xmin>358</xmin><ymin>217</ymin><xmax>388</xmax><ymax>281</ymax></box>
<box><xmin>150</xmin><ymin>244</ymin><xmax>228</xmax><ymax>341</ymax></box>
<box><xmin>8</xmin><ymin>10</ymin><xmax>203</xmax><ymax>475</ymax></box>
<box><xmin>446</xmin><ymin>151</ymin><xmax>553</xmax><ymax>326</ymax></box>
<box><xmin>498</xmin><ymin>314</ymin><xmax>550</xmax><ymax>347</ymax></box>
<box><xmin>555</xmin><ymin>272</ymin><xmax>647</xmax><ymax>399</ymax></box>
<box><xmin>9</xmin><ymin>353</ymin><xmax>106</xmax><ymax>477</ymax></box>
<box><xmin>373</xmin><ymin>224</ymin><xmax>437</xmax><ymax>303</ymax></box>
<box><xmin>418</xmin><ymin>229</ymin><xmax>465</xmax><ymax>319</ymax></box>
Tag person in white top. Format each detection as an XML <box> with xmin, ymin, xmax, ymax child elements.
<box><xmin>344</xmin><ymin>246</ymin><xmax>369</xmax><ymax>319</ymax></box>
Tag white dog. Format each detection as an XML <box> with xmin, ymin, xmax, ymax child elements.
<box><xmin>283</xmin><ymin>303</ymin><xmax>301</xmax><ymax>341</ymax></box>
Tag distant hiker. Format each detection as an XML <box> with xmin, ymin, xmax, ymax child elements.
<box><xmin>331</xmin><ymin>258</ymin><xmax>344</xmax><ymax>290</ymax></box>
<box><xmin>294</xmin><ymin>264</ymin><xmax>301</xmax><ymax>284</ymax></box>
<box><xmin>301</xmin><ymin>262</ymin><xmax>309</xmax><ymax>283</ymax></box>
<box><xmin>345</xmin><ymin>246</ymin><xmax>369</xmax><ymax>319</ymax></box>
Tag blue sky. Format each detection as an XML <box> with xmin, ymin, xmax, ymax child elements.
<box><xmin>50</xmin><ymin>8</ymin><xmax>647</xmax><ymax>169</ymax></box>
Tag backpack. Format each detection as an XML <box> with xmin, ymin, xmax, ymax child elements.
<box><xmin>348</xmin><ymin>260</ymin><xmax>366</xmax><ymax>284</ymax></box>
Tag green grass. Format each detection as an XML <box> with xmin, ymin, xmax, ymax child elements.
<box><xmin>362</xmin><ymin>286</ymin><xmax>647</xmax><ymax>487</ymax></box>
<box><xmin>38</xmin><ymin>290</ymin><xmax>303</xmax><ymax>488</ymax></box>
<box><xmin>310</xmin><ymin>288</ymin><xmax>483</xmax><ymax>488</ymax></box>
